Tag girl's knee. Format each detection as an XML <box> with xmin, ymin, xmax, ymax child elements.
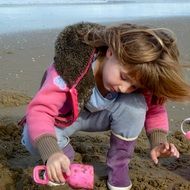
<box><xmin>111</xmin><ymin>93</ymin><xmax>147</xmax><ymax>139</ymax></box>
<box><xmin>116</xmin><ymin>93</ymin><xmax>147</xmax><ymax>112</ymax></box>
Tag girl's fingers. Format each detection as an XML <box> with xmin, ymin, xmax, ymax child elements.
<box><xmin>170</xmin><ymin>143</ymin><xmax>180</xmax><ymax>158</ymax></box>
<box><xmin>150</xmin><ymin>150</ymin><xmax>159</xmax><ymax>164</ymax></box>
<box><xmin>60</xmin><ymin>156</ymin><xmax>71</xmax><ymax>176</ymax></box>
<box><xmin>49</xmin><ymin>165</ymin><xmax>64</xmax><ymax>183</ymax></box>
<box><xmin>163</xmin><ymin>142</ymin><xmax>170</xmax><ymax>150</ymax></box>
<box><xmin>46</xmin><ymin>167</ymin><xmax>53</xmax><ymax>181</ymax></box>
<box><xmin>162</xmin><ymin>143</ymin><xmax>180</xmax><ymax>158</ymax></box>
<box><xmin>55</xmin><ymin>165</ymin><xmax>65</xmax><ymax>183</ymax></box>
<box><xmin>51</xmin><ymin>167</ymin><xmax>60</xmax><ymax>183</ymax></box>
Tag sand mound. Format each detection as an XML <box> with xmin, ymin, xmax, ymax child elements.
<box><xmin>0</xmin><ymin>90</ymin><xmax>31</xmax><ymax>108</ymax></box>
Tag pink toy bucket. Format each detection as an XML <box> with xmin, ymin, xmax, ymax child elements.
<box><xmin>33</xmin><ymin>163</ymin><xmax>94</xmax><ymax>189</ymax></box>
<box><xmin>181</xmin><ymin>118</ymin><xmax>190</xmax><ymax>140</ymax></box>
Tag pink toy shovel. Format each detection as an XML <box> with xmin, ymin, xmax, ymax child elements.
<box><xmin>33</xmin><ymin>163</ymin><xmax>94</xmax><ymax>189</ymax></box>
<box><xmin>181</xmin><ymin>118</ymin><xmax>190</xmax><ymax>140</ymax></box>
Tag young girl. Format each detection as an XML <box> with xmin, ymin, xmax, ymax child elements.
<box><xmin>21</xmin><ymin>22</ymin><xmax>190</xmax><ymax>189</ymax></box>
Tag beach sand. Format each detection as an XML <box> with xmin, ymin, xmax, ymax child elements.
<box><xmin>0</xmin><ymin>16</ymin><xmax>190</xmax><ymax>190</ymax></box>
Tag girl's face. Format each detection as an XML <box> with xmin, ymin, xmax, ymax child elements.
<box><xmin>101</xmin><ymin>49</ymin><xmax>139</xmax><ymax>94</ymax></box>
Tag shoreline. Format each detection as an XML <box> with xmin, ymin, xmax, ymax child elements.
<box><xmin>1</xmin><ymin>3</ymin><xmax>190</xmax><ymax>35</ymax></box>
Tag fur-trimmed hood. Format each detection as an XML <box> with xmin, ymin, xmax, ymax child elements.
<box><xmin>54</xmin><ymin>22</ymin><xmax>104</xmax><ymax>108</ymax></box>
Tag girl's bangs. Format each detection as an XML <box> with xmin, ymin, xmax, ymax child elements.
<box><xmin>127</xmin><ymin>64</ymin><xmax>155</xmax><ymax>91</ymax></box>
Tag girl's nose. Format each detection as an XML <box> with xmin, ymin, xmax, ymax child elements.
<box><xmin>119</xmin><ymin>83</ymin><xmax>136</xmax><ymax>94</ymax></box>
<box><xmin>118</xmin><ymin>85</ymin><xmax>130</xmax><ymax>93</ymax></box>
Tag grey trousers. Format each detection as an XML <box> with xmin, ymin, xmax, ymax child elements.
<box><xmin>61</xmin><ymin>92</ymin><xmax>147</xmax><ymax>140</ymax></box>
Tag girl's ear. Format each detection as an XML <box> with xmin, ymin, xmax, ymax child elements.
<box><xmin>106</xmin><ymin>48</ymin><xmax>113</xmax><ymax>58</ymax></box>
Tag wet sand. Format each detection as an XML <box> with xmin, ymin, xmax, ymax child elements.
<box><xmin>0</xmin><ymin>16</ymin><xmax>190</xmax><ymax>189</ymax></box>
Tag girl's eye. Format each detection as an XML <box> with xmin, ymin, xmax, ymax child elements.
<box><xmin>131</xmin><ymin>85</ymin><xmax>137</xmax><ymax>90</ymax></box>
<box><xmin>120</xmin><ymin>73</ymin><xmax>129</xmax><ymax>81</ymax></box>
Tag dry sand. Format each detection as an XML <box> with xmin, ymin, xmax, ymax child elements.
<box><xmin>0</xmin><ymin>17</ymin><xmax>190</xmax><ymax>190</ymax></box>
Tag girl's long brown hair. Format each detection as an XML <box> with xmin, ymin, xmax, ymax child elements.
<box><xmin>83</xmin><ymin>23</ymin><xmax>190</xmax><ymax>104</ymax></box>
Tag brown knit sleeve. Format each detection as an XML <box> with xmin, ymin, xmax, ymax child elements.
<box><xmin>147</xmin><ymin>129</ymin><xmax>168</xmax><ymax>149</ymax></box>
<box><xmin>35</xmin><ymin>135</ymin><xmax>61</xmax><ymax>163</ymax></box>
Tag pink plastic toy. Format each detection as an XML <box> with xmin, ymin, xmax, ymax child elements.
<box><xmin>33</xmin><ymin>163</ymin><xmax>94</xmax><ymax>189</ymax></box>
<box><xmin>181</xmin><ymin>118</ymin><xmax>190</xmax><ymax>140</ymax></box>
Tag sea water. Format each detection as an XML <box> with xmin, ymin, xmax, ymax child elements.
<box><xmin>0</xmin><ymin>0</ymin><xmax>190</xmax><ymax>34</ymax></box>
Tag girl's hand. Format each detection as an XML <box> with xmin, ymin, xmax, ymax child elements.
<box><xmin>46</xmin><ymin>151</ymin><xmax>71</xmax><ymax>184</ymax></box>
<box><xmin>150</xmin><ymin>142</ymin><xmax>180</xmax><ymax>164</ymax></box>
